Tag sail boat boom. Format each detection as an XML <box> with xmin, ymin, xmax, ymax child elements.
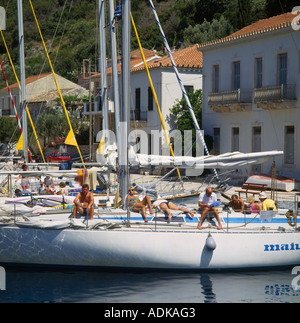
<box><xmin>129</xmin><ymin>149</ymin><xmax>284</xmax><ymax>169</ymax></box>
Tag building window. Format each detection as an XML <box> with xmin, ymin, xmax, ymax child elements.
<box><xmin>233</xmin><ymin>61</ymin><xmax>240</xmax><ymax>90</ymax></box>
<box><xmin>284</xmin><ymin>125</ymin><xmax>295</xmax><ymax>165</ymax></box>
<box><xmin>183</xmin><ymin>85</ymin><xmax>194</xmax><ymax>99</ymax></box>
<box><xmin>278</xmin><ymin>53</ymin><xmax>287</xmax><ymax>86</ymax></box>
<box><xmin>213</xmin><ymin>128</ymin><xmax>221</xmax><ymax>155</ymax></box>
<box><xmin>135</xmin><ymin>88</ymin><xmax>141</xmax><ymax>120</ymax></box>
<box><xmin>255</xmin><ymin>58</ymin><xmax>263</xmax><ymax>88</ymax></box>
<box><xmin>232</xmin><ymin>127</ymin><xmax>240</xmax><ymax>152</ymax></box>
<box><xmin>148</xmin><ymin>134</ymin><xmax>152</xmax><ymax>155</ymax></box>
<box><xmin>212</xmin><ymin>65</ymin><xmax>220</xmax><ymax>93</ymax></box>
<box><xmin>7</xmin><ymin>96</ymin><xmax>11</xmax><ymax>112</ymax></box>
<box><xmin>148</xmin><ymin>87</ymin><xmax>153</xmax><ymax>111</ymax></box>
<box><xmin>252</xmin><ymin>126</ymin><xmax>262</xmax><ymax>172</ymax></box>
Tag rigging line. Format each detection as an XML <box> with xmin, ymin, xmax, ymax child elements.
<box><xmin>27</xmin><ymin>0</ymin><xmax>71</xmax><ymax>146</ymax></box>
<box><xmin>36</xmin><ymin>1</ymin><xmax>68</xmax><ymax>72</ymax></box>
<box><xmin>34</xmin><ymin>0</ymin><xmax>69</xmax><ymax>81</ymax></box>
<box><xmin>131</xmin><ymin>12</ymin><xmax>182</xmax><ymax>183</ymax></box>
<box><xmin>0</xmin><ymin>61</ymin><xmax>21</xmax><ymax>131</ymax></box>
<box><xmin>0</xmin><ymin>59</ymin><xmax>33</xmax><ymax>162</ymax></box>
<box><xmin>148</xmin><ymin>0</ymin><xmax>220</xmax><ymax>182</ymax></box>
<box><xmin>53</xmin><ymin>0</ymin><xmax>74</xmax><ymax>66</ymax></box>
<box><xmin>28</xmin><ymin>0</ymin><xmax>85</xmax><ymax>167</ymax></box>
<box><xmin>0</xmin><ymin>28</ymin><xmax>46</xmax><ymax>163</ymax></box>
<box><xmin>0</xmin><ymin>120</ymin><xmax>20</xmax><ymax>158</ymax></box>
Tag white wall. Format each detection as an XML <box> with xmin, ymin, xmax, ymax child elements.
<box><xmin>131</xmin><ymin>68</ymin><xmax>203</xmax><ymax>155</ymax></box>
<box><xmin>91</xmin><ymin>66</ymin><xmax>203</xmax><ymax>157</ymax></box>
<box><xmin>202</xmin><ymin>28</ymin><xmax>300</xmax><ymax>180</ymax></box>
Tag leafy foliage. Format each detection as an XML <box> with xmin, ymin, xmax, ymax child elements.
<box><xmin>35</xmin><ymin>108</ymin><xmax>89</xmax><ymax>148</ymax></box>
<box><xmin>0</xmin><ymin>0</ymin><xmax>295</xmax><ymax>89</ymax></box>
<box><xmin>170</xmin><ymin>89</ymin><xmax>213</xmax><ymax>155</ymax></box>
<box><xmin>0</xmin><ymin>117</ymin><xmax>20</xmax><ymax>144</ymax></box>
<box><xmin>170</xmin><ymin>89</ymin><xmax>203</xmax><ymax>133</ymax></box>
<box><xmin>183</xmin><ymin>16</ymin><xmax>234</xmax><ymax>46</ymax></box>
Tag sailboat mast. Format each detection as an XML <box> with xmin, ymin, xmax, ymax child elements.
<box><xmin>17</xmin><ymin>0</ymin><xmax>28</xmax><ymax>163</ymax></box>
<box><xmin>108</xmin><ymin>0</ymin><xmax>120</xmax><ymax>148</ymax></box>
<box><xmin>99</xmin><ymin>0</ymin><xmax>108</xmax><ymax>149</ymax></box>
<box><xmin>120</xmin><ymin>0</ymin><xmax>130</xmax><ymax>208</ymax></box>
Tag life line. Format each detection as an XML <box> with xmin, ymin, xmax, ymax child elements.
<box><xmin>285</xmin><ymin>210</ymin><xmax>297</xmax><ymax>227</ymax></box>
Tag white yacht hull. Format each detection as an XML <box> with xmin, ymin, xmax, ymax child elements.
<box><xmin>0</xmin><ymin>225</ymin><xmax>299</xmax><ymax>270</ymax></box>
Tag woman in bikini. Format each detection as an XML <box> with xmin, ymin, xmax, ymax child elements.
<box><xmin>248</xmin><ymin>196</ymin><xmax>261</xmax><ymax>214</ymax></box>
<box><xmin>153</xmin><ymin>199</ymin><xmax>195</xmax><ymax>222</ymax></box>
<box><xmin>126</xmin><ymin>186</ymin><xmax>153</xmax><ymax>222</ymax></box>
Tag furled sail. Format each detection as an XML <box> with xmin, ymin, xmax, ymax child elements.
<box><xmin>128</xmin><ymin>148</ymin><xmax>283</xmax><ymax>169</ymax></box>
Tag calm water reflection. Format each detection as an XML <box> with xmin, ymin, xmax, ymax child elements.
<box><xmin>0</xmin><ymin>267</ymin><xmax>299</xmax><ymax>303</ymax></box>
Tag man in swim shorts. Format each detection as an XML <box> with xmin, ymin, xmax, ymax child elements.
<box><xmin>73</xmin><ymin>184</ymin><xmax>94</xmax><ymax>219</ymax></box>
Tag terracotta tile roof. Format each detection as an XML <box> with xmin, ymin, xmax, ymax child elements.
<box><xmin>92</xmin><ymin>45</ymin><xmax>202</xmax><ymax>79</ymax></box>
<box><xmin>91</xmin><ymin>48</ymin><xmax>159</xmax><ymax>79</ymax></box>
<box><xmin>198</xmin><ymin>10</ymin><xmax>300</xmax><ymax>49</ymax></box>
<box><xmin>131</xmin><ymin>44</ymin><xmax>202</xmax><ymax>72</ymax></box>
<box><xmin>130</xmin><ymin>48</ymin><xmax>159</xmax><ymax>61</ymax></box>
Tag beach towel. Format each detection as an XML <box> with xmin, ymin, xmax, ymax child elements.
<box><xmin>77</xmin><ymin>169</ymin><xmax>88</xmax><ymax>186</ymax></box>
<box><xmin>87</xmin><ymin>167</ymin><xmax>98</xmax><ymax>191</ymax></box>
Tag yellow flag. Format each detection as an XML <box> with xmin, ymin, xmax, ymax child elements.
<box><xmin>65</xmin><ymin>129</ymin><xmax>77</xmax><ymax>146</ymax></box>
<box><xmin>16</xmin><ymin>133</ymin><xmax>24</xmax><ymax>151</ymax></box>
<box><xmin>97</xmin><ymin>136</ymin><xmax>105</xmax><ymax>155</ymax></box>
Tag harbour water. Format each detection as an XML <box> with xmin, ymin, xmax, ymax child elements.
<box><xmin>0</xmin><ymin>267</ymin><xmax>299</xmax><ymax>303</ymax></box>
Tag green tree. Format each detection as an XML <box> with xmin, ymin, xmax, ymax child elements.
<box><xmin>0</xmin><ymin>118</ymin><xmax>20</xmax><ymax>144</ymax></box>
<box><xmin>169</xmin><ymin>89</ymin><xmax>213</xmax><ymax>155</ymax></box>
<box><xmin>222</xmin><ymin>0</ymin><xmax>268</xmax><ymax>30</ymax></box>
<box><xmin>36</xmin><ymin>108</ymin><xmax>88</xmax><ymax>149</ymax></box>
<box><xmin>183</xmin><ymin>16</ymin><xmax>234</xmax><ymax>45</ymax></box>
<box><xmin>170</xmin><ymin>89</ymin><xmax>202</xmax><ymax>133</ymax></box>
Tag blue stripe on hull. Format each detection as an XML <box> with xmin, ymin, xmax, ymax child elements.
<box><xmin>94</xmin><ymin>216</ymin><xmax>289</xmax><ymax>225</ymax></box>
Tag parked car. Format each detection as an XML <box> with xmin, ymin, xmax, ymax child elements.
<box><xmin>46</xmin><ymin>152</ymin><xmax>71</xmax><ymax>163</ymax></box>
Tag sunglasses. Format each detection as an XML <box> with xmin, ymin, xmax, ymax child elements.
<box><xmin>129</xmin><ymin>189</ymin><xmax>135</xmax><ymax>192</ymax></box>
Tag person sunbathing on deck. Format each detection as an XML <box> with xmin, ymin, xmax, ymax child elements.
<box><xmin>126</xmin><ymin>186</ymin><xmax>153</xmax><ymax>223</ymax></box>
<box><xmin>229</xmin><ymin>194</ymin><xmax>245</xmax><ymax>212</ymax></box>
<box><xmin>153</xmin><ymin>199</ymin><xmax>195</xmax><ymax>222</ymax></box>
<box><xmin>248</xmin><ymin>196</ymin><xmax>261</xmax><ymax>214</ymax></box>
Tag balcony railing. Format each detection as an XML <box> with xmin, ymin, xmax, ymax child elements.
<box><xmin>208</xmin><ymin>90</ymin><xmax>239</xmax><ymax>105</ymax></box>
<box><xmin>208</xmin><ymin>89</ymin><xmax>252</xmax><ymax>105</ymax></box>
<box><xmin>254</xmin><ymin>84</ymin><xmax>296</xmax><ymax>102</ymax></box>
